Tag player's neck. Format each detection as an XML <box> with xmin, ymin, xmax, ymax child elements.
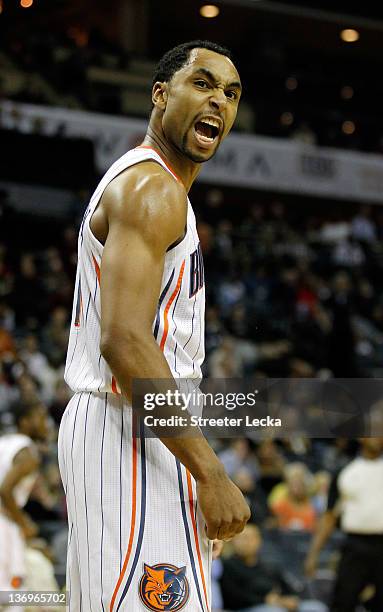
<box><xmin>141</xmin><ymin>129</ymin><xmax>200</xmax><ymax>193</ymax></box>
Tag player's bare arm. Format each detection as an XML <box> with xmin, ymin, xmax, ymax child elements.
<box><xmin>93</xmin><ymin>162</ymin><xmax>250</xmax><ymax>540</ymax></box>
<box><xmin>0</xmin><ymin>447</ymin><xmax>40</xmax><ymax>539</ymax></box>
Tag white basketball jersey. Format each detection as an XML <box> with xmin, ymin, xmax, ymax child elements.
<box><xmin>0</xmin><ymin>434</ymin><xmax>37</xmax><ymax>510</ymax></box>
<box><xmin>65</xmin><ymin>146</ymin><xmax>205</xmax><ymax>395</ymax></box>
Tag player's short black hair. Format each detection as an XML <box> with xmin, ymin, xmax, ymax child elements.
<box><xmin>150</xmin><ymin>41</ymin><xmax>233</xmax><ymax>112</ymax></box>
<box><xmin>152</xmin><ymin>40</ymin><xmax>232</xmax><ymax>88</ymax></box>
<box><xmin>12</xmin><ymin>399</ymin><xmax>42</xmax><ymax>426</ymax></box>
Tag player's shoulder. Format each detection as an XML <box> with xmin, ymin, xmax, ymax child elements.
<box><xmin>103</xmin><ymin>158</ymin><xmax>186</xmax><ymax>213</ymax></box>
<box><xmin>102</xmin><ymin>159</ymin><xmax>187</xmax><ymax>242</ymax></box>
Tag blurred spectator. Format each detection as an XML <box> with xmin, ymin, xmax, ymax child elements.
<box><xmin>320</xmin><ymin>219</ymin><xmax>350</xmax><ymax>244</ymax></box>
<box><xmin>351</xmin><ymin>206</ymin><xmax>376</xmax><ymax>243</ymax></box>
<box><xmin>332</xmin><ymin>238</ymin><xmax>365</xmax><ymax>267</ymax></box>
<box><xmin>219</xmin><ymin>438</ymin><xmax>260</xmax><ymax>485</ymax></box>
<box><xmin>209</xmin><ymin>335</ymin><xmax>252</xmax><ymax>377</ymax></box>
<box><xmin>11</xmin><ymin>253</ymin><xmax>44</xmax><ymax>327</ymax></box>
<box><xmin>0</xmin><ymin>300</ymin><xmax>15</xmax><ymax>333</ymax></box>
<box><xmin>269</xmin><ymin>463</ymin><xmax>316</xmax><ymax>532</ymax></box>
<box><xmin>19</xmin><ymin>334</ymin><xmax>57</xmax><ymax>404</ymax></box>
<box><xmin>0</xmin><ymin>325</ymin><xmax>15</xmax><ymax>357</ymax></box>
<box><xmin>218</xmin><ymin>273</ymin><xmax>247</xmax><ymax>317</ymax></box>
<box><xmin>256</xmin><ymin>440</ymin><xmax>286</xmax><ymax>495</ymax></box>
<box><xmin>220</xmin><ymin>524</ymin><xmax>326</xmax><ymax>611</ymax></box>
<box><xmin>41</xmin><ymin>307</ymin><xmax>70</xmax><ymax>368</ymax></box>
<box><xmin>326</xmin><ymin>272</ymin><xmax>359</xmax><ymax>377</ymax></box>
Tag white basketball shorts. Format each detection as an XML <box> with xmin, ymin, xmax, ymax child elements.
<box><xmin>58</xmin><ymin>391</ymin><xmax>212</xmax><ymax>612</ymax></box>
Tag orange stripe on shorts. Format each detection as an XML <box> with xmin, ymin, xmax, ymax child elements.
<box><xmin>109</xmin><ymin>417</ymin><xmax>138</xmax><ymax>611</ymax></box>
<box><xmin>186</xmin><ymin>469</ymin><xmax>210</xmax><ymax>611</ymax></box>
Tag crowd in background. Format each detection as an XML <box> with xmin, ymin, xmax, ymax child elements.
<box><xmin>1</xmin><ymin>27</ymin><xmax>383</xmax><ymax>153</ymax></box>
<box><xmin>1</xmin><ymin>183</ymin><xmax>383</xmax><ymax>608</ymax></box>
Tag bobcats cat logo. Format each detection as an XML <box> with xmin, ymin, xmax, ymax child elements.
<box><xmin>139</xmin><ymin>563</ymin><xmax>189</xmax><ymax>611</ymax></box>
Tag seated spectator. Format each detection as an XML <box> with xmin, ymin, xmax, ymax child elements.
<box><xmin>351</xmin><ymin>205</ymin><xmax>376</xmax><ymax>243</ymax></box>
<box><xmin>19</xmin><ymin>333</ymin><xmax>57</xmax><ymax>404</ymax></box>
<box><xmin>220</xmin><ymin>523</ymin><xmax>326</xmax><ymax>611</ymax></box>
<box><xmin>269</xmin><ymin>463</ymin><xmax>316</xmax><ymax>532</ymax></box>
<box><xmin>256</xmin><ymin>440</ymin><xmax>286</xmax><ymax>495</ymax></box>
<box><xmin>41</xmin><ymin>306</ymin><xmax>69</xmax><ymax>368</ymax></box>
<box><xmin>0</xmin><ymin>326</ymin><xmax>15</xmax><ymax>357</ymax></box>
<box><xmin>219</xmin><ymin>438</ymin><xmax>259</xmax><ymax>484</ymax></box>
<box><xmin>208</xmin><ymin>335</ymin><xmax>248</xmax><ymax>377</ymax></box>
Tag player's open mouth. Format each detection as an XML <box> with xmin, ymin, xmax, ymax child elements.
<box><xmin>194</xmin><ymin>119</ymin><xmax>220</xmax><ymax>148</ymax></box>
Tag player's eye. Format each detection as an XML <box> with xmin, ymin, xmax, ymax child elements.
<box><xmin>226</xmin><ymin>90</ymin><xmax>238</xmax><ymax>100</ymax></box>
<box><xmin>195</xmin><ymin>80</ymin><xmax>209</xmax><ymax>88</ymax></box>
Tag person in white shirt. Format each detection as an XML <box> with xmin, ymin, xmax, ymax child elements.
<box><xmin>305</xmin><ymin>438</ymin><xmax>383</xmax><ymax>611</ymax></box>
<box><xmin>0</xmin><ymin>399</ymin><xmax>49</xmax><ymax>593</ymax></box>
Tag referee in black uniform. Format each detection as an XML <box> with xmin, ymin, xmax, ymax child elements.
<box><xmin>305</xmin><ymin>438</ymin><xmax>383</xmax><ymax>612</ymax></box>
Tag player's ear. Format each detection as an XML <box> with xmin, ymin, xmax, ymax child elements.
<box><xmin>152</xmin><ymin>82</ymin><xmax>168</xmax><ymax>110</ymax></box>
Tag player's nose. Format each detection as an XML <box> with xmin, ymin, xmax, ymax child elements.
<box><xmin>209</xmin><ymin>89</ymin><xmax>227</xmax><ymax>112</ymax></box>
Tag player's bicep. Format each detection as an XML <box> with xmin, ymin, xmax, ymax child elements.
<box><xmin>99</xmin><ymin>166</ymin><xmax>187</xmax><ymax>349</ymax></box>
<box><xmin>100</xmin><ymin>225</ymin><xmax>165</xmax><ymax>343</ymax></box>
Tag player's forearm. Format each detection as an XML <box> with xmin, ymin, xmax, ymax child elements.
<box><xmin>101</xmin><ymin>330</ymin><xmax>185</xmax><ymax>405</ymax></box>
<box><xmin>163</xmin><ymin>436</ymin><xmax>226</xmax><ymax>482</ymax></box>
<box><xmin>101</xmin><ymin>331</ymin><xmax>225</xmax><ymax>482</ymax></box>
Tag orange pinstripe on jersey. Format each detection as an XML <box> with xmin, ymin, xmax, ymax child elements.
<box><xmin>111</xmin><ymin>376</ymin><xmax>118</xmax><ymax>394</ymax></box>
<box><xmin>74</xmin><ymin>289</ymin><xmax>82</xmax><ymax>328</ymax></box>
<box><xmin>186</xmin><ymin>470</ymin><xmax>210</xmax><ymax>611</ymax></box>
<box><xmin>92</xmin><ymin>254</ymin><xmax>101</xmax><ymax>284</ymax></box>
<box><xmin>159</xmin><ymin>261</ymin><xmax>185</xmax><ymax>352</ymax></box>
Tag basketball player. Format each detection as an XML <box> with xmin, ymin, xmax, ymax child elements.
<box><xmin>0</xmin><ymin>400</ymin><xmax>48</xmax><ymax>595</ymax></box>
<box><xmin>58</xmin><ymin>40</ymin><xmax>251</xmax><ymax>612</ymax></box>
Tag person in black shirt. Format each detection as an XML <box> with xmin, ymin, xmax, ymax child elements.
<box><xmin>221</xmin><ymin>524</ymin><xmax>327</xmax><ymax>611</ymax></box>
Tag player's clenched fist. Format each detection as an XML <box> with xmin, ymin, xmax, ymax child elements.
<box><xmin>196</xmin><ymin>466</ymin><xmax>251</xmax><ymax>540</ymax></box>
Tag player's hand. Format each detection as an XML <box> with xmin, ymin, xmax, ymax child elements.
<box><xmin>196</xmin><ymin>469</ymin><xmax>251</xmax><ymax>541</ymax></box>
<box><xmin>21</xmin><ymin>516</ymin><xmax>39</xmax><ymax>540</ymax></box>
<box><xmin>304</xmin><ymin>551</ymin><xmax>318</xmax><ymax>577</ymax></box>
